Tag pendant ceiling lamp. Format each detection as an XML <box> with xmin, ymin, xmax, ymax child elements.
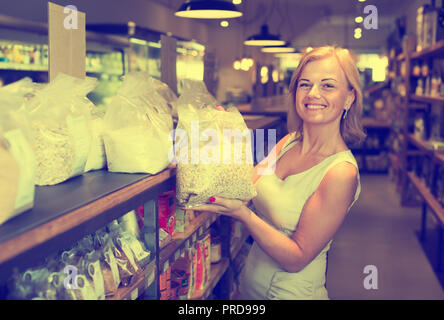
<box><xmin>261</xmin><ymin>42</ymin><xmax>295</xmax><ymax>53</ymax></box>
<box><xmin>175</xmin><ymin>0</ymin><xmax>242</xmax><ymax>19</ymax></box>
<box><xmin>244</xmin><ymin>24</ymin><xmax>285</xmax><ymax>46</ymax></box>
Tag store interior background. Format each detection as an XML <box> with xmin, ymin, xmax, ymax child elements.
<box><xmin>0</xmin><ymin>0</ymin><xmax>424</xmax><ymax>102</ymax></box>
<box><xmin>1</xmin><ymin>0</ymin><xmax>444</xmax><ymax>299</ymax></box>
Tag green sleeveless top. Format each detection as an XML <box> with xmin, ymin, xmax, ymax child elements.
<box><xmin>239</xmin><ymin>133</ymin><xmax>361</xmax><ymax>300</ymax></box>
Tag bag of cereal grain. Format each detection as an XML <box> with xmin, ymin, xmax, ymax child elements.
<box><xmin>25</xmin><ymin>73</ymin><xmax>96</xmax><ymax>185</ymax></box>
<box><xmin>174</xmin><ymin>103</ymin><xmax>256</xmax><ymax>208</ymax></box>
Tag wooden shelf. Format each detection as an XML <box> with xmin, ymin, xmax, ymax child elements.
<box><xmin>407</xmin><ymin>172</ymin><xmax>444</xmax><ymax>226</ymax></box>
<box><xmin>362</xmin><ymin>118</ymin><xmax>391</xmax><ymax>129</ymax></box>
<box><xmin>411</xmin><ymin>39</ymin><xmax>444</xmax><ymax>60</ymax></box>
<box><xmin>190</xmin><ymin>258</ymin><xmax>229</xmax><ymax>300</ymax></box>
<box><xmin>407</xmin><ymin>134</ymin><xmax>434</xmax><ymax>153</ymax></box>
<box><xmin>410</xmin><ymin>94</ymin><xmax>444</xmax><ymax>105</ymax></box>
<box><xmin>0</xmin><ymin>168</ymin><xmax>175</xmax><ymax>278</ymax></box>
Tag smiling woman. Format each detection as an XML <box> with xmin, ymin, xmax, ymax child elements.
<box><xmin>287</xmin><ymin>46</ymin><xmax>366</xmax><ymax>146</ymax></box>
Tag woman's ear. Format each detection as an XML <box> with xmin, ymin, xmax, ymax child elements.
<box><xmin>345</xmin><ymin>88</ymin><xmax>356</xmax><ymax>110</ymax></box>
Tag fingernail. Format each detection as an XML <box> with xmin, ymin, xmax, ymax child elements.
<box><xmin>209</xmin><ymin>197</ymin><xmax>216</xmax><ymax>203</ymax></box>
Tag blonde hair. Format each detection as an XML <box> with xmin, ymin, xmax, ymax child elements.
<box><xmin>287</xmin><ymin>46</ymin><xmax>366</xmax><ymax>146</ymax></box>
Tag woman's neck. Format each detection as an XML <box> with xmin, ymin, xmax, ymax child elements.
<box><xmin>299</xmin><ymin>123</ymin><xmax>346</xmax><ymax>157</ymax></box>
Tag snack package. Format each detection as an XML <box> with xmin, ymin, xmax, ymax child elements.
<box><xmin>25</xmin><ymin>73</ymin><xmax>97</xmax><ymax>185</ymax></box>
<box><xmin>175</xmin><ymin>104</ymin><xmax>256</xmax><ymax>208</ymax></box>
<box><xmin>0</xmin><ymin>78</ymin><xmax>37</xmax><ymax>223</ymax></box>
<box><xmin>103</xmin><ymin>72</ymin><xmax>173</xmax><ymax>174</ymax></box>
<box><xmin>158</xmin><ymin>190</ymin><xmax>176</xmax><ymax>238</ymax></box>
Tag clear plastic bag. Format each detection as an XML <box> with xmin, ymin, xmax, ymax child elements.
<box><xmin>0</xmin><ymin>78</ymin><xmax>36</xmax><ymax>224</ymax></box>
<box><xmin>0</xmin><ymin>135</ymin><xmax>20</xmax><ymax>226</ymax></box>
<box><xmin>25</xmin><ymin>73</ymin><xmax>97</xmax><ymax>185</ymax></box>
<box><xmin>175</xmin><ymin>104</ymin><xmax>256</xmax><ymax>208</ymax></box>
<box><xmin>171</xmin><ymin>79</ymin><xmax>217</xmax><ymax>117</ymax></box>
<box><xmin>102</xmin><ymin>72</ymin><xmax>173</xmax><ymax>174</ymax></box>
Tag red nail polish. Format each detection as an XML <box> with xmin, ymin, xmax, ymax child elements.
<box><xmin>209</xmin><ymin>197</ymin><xmax>216</xmax><ymax>203</ymax></box>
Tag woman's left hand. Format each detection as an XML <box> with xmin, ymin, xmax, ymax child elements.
<box><xmin>191</xmin><ymin>196</ymin><xmax>250</xmax><ymax>222</ymax></box>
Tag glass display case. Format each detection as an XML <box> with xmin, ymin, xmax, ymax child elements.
<box><xmin>0</xmin><ymin>15</ymin><xmax>129</xmax><ymax>108</ymax></box>
<box><xmin>128</xmin><ymin>37</ymin><xmax>161</xmax><ymax>79</ymax></box>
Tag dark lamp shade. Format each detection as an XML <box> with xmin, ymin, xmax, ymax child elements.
<box><xmin>244</xmin><ymin>24</ymin><xmax>285</xmax><ymax>46</ymax></box>
<box><xmin>175</xmin><ymin>0</ymin><xmax>242</xmax><ymax>19</ymax></box>
<box><xmin>261</xmin><ymin>43</ymin><xmax>296</xmax><ymax>53</ymax></box>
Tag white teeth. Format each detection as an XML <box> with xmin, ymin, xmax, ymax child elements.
<box><xmin>306</xmin><ymin>104</ymin><xmax>326</xmax><ymax>109</ymax></box>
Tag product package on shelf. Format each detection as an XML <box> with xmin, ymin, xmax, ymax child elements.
<box><xmin>176</xmin><ymin>208</ymin><xmax>195</xmax><ymax>234</ymax></box>
<box><xmin>175</xmin><ymin>103</ymin><xmax>257</xmax><ymax>209</ymax></box>
<box><xmin>171</xmin><ymin>256</ymin><xmax>191</xmax><ymax>300</ymax></box>
<box><xmin>102</xmin><ymin>72</ymin><xmax>174</xmax><ymax>174</ymax></box>
<box><xmin>24</xmin><ymin>73</ymin><xmax>97</xmax><ymax>186</ymax></box>
<box><xmin>0</xmin><ymin>78</ymin><xmax>37</xmax><ymax>224</ymax></box>
<box><xmin>158</xmin><ymin>189</ymin><xmax>176</xmax><ymax>238</ymax></box>
<box><xmin>6</xmin><ymin>218</ymin><xmax>151</xmax><ymax>300</ymax></box>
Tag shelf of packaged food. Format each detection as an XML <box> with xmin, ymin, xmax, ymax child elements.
<box><xmin>407</xmin><ymin>172</ymin><xmax>444</xmax><ymax>226</ymax></box>
<box><xmin>361</xmin><ymin>117</ymin><xmax>391</xmax><ymax>129</ymax></box>
<box><xmin>411</xmin><ymin>39</ymin><xmax>444</xmax><ymax>61</ymax></box>
<box><xmin>190</xmin><ymin>257</ymin><xmax>229</xmax><ymax>300</ymax></box>
<box><xmin>107</xmin><ymin>258</ymin><xmax>156</xmax><ymax>300</ymax></box>
<box><xmin>159</xmin><ymin>211</ymin><xmax>218</xmax><ymax>271</ymax></box>
<box><xmin>0</xmin><ymin>62</ymin><xmax>48</xmax><ymax>72</ymax></box>
<box><xmin>410</xmin><ymin>94</ymin><xmax>444</xmax><ymax>105</ymax></box>
<box><xmin>407</xmin><ymin>134</ymin><xmax>435</xmax><ymax>153</ymax></box>
<box><xmin>0</xmin><ymin>167</ymin><xmax>176</xmax><ymax>277</ymax></box>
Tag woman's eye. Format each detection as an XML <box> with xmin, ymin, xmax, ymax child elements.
<box><xmin>298</xmin><ymin>83</ymin><xmax>310</xmax><ymax>88</ymax></box>
<box><xmin>323</xmin><ymin>83</ymin><xmax>335</xmax><ymax>89</ymax></box>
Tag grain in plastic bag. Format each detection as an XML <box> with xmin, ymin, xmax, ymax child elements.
<box><xmin>25</xmin><ymin>73</ymin><xmax>97</xmax><ymax>185</ymax></box>
<box><xmin>102</xmin><ymin>72</ymin><xmax>173</xmax><ymax>174</ymax></box>
<box><xmin>175</xmin><ymin>104</ymin><xmax>256</xmax><ymax>208</ymax></box>
<box><xmin>0</xmin><ymin>78</ymin><xmax>37</xmax><ymax>223</ymax></box>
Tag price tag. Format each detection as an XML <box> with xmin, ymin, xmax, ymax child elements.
<box><xmin>163</xmin><ymin>260</ymin><xmax>169</xmax><ymax>273</ymax></box>
<box><xmin>206</xmin><ymin>220</ymin><xmax>210</xmax><ymax>229</ymax></box>
<box><xmin>192</xmin><ymin>233</ymin><xmax>197</xmax><ymax>242</ymax></box>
